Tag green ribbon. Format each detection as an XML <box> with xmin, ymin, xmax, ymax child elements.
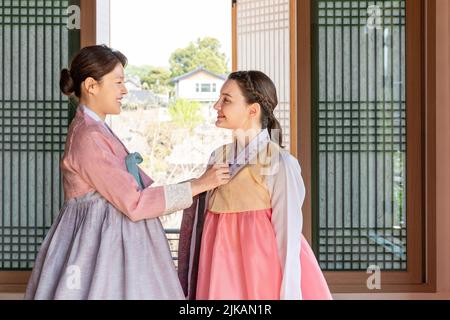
<box><xmin>125</xmin><ymin>152</ymin><xmax>145</xmax><ymax>190</ymax></box>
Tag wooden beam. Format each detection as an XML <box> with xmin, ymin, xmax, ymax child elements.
<box><xmin>232</xmin><ymin>0</ymin><xmax>237</xmax><ymax>72</ymax></box>
<box><xmin>297</xmin><ymin>0</ymin><xmax>312</xmax><ymax>243</ymax></box>
<box><xmin>80</xmin><ymin>0</ymin><xmax>96</xmax><ymax>47</ymax></box>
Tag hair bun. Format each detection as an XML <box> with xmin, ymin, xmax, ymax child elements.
<box><xmin>60</xmin><ymin>68</ymin><xmax>75</xmax><ymax>96</ymax></box>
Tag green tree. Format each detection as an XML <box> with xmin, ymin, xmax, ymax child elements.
<box><xmin>125</xmin><ymin>65</ymin><xmax>154</xmax><ymax>79</ymax></box>
<box><xmin>141</xmin><ymin>67</ymin><xmax>172</xmax><ymax>94</ymax></box>
<box><xmin>169</xmin><ymin>37</ymin><xmax>229</xmax><ymax>78</ymax></box>
<box><xmin>168</xmin><ymin>99</ymin><xmax>204</xmax><ymax>130</ymax></box>
<box><xmin>126</xmin><ymin>65</ymin><xmax>172</xmax><ymax>94</ymax></box>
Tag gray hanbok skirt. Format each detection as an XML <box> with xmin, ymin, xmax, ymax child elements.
<box><xmin>24</xmin><ymin>191</ymin><xmax>185</xmax><ymax>300</ymax></box>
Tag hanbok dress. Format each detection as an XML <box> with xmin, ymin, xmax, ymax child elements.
<box><xmin>178</xmin><ymin>129</ymin><xmax>332</xmax><ymax>300</ymax></box>
<box><xmin>25</xmin><ymin>105</ymin><xmax>192</xmax><ymax>300</ymax></box>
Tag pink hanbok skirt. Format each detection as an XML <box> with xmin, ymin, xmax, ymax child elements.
<box><xmin>196</xmin><ymin>209</ymin><xmax>332</xmax><ymax>300</ymax></box>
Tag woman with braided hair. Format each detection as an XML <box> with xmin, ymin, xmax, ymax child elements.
<box><xmin>178</xmin><ymin>70</ymin><xmax>332</xmax><ymax>300</ymax></box>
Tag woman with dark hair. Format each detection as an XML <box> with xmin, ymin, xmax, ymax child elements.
<box><xmin>25</xmin><ymin>45</ymin><xmax>230</xmax><ymax>300</ymax></box>
<box><xmin>178</xmin><ymin>70</ymin><xmax>331</xmax><ymax>300</ymax></box>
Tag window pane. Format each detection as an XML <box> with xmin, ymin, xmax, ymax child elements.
<box><xmin>313</xmin><ymin>0</ymin><xmax>407</xmax><ymax>271</ymax></box>
<box><xmin>201</xmin><ymin>83</ymin><xmax>211</xmax><ymax>92</ymax></box>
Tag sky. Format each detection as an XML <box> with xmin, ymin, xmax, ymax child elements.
<box><xmin>110</xmin><ymin>0</ymin><xmax>232</xmax><ymax>68</ymax></box>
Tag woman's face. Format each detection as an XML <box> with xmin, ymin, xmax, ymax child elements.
<box><xmin>91</xmin><ymin>63</ymin><xmax>128</xmax><ymax>115</ymax></box>
<box><xmin>213</xmin><ymin>79</ymin><xmax>255</xmax><ymax>130</ymax></box>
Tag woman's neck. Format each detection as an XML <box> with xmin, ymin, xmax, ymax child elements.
<box><xmin>79</xmin><ymin>98</ymin><xmax>106</xmax><ymax>121</ymax></box>
<box><xmin>233</xmin><ymin>126</ymin><xmax>262</xmax><ymax>147</ymax></box>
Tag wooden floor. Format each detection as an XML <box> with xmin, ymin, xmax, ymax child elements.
<box><xmin>0</xmin><ymin>293</ymin><xmax>24</xmax><ymax>300</ymax></box>
<box><xmin>1</xmin><ymin>292</ymin><xmax>450</xmax><ymax>300</ymax></box>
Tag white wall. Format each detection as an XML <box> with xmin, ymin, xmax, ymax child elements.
<box><xmin>177</xmin><ymin>78</ymin><xmax>225</xmax><ymax>101</ymax></box>
<box><xmin>96</xmin><ymin>0</ymin><xmax>111</xmax><ymax>45</ymax></box>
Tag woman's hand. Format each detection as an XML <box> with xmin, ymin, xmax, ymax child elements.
<box><xmin>191</xmin><ymin>164</ymin><xmax>231</xmax><ymax>197</ymax></box>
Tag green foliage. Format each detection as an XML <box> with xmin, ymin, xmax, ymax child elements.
<box><xmin>169</xmin><ymin>37</ymin><xmax>229</xmax><ymax>78</ymax></box>
<box><xmin>126</xmin><ymin>65</ymin><xmax>173</xmax><ymax>95</ymax></box>
<box><xmin>168</xmin><ymin>98</ymin><xmax>204</xmax><ymax>130</ymax></box>
<box><xmin>125</xmin><ymin>65</ymin><xmax>154</xmax><ymax>79</ymax></box>
<box><xmin>125</xmin><ymin>37</ymin><xmax>228</xmax><ymax>94</ymax></box>
<box><xmin>141</xmin><ymin>67</ymin><xmax>172</xmax><ymax>94</ymax></box>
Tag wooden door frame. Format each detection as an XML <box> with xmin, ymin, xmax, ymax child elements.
<box><xmin>80</xmin><ymin>0</ymin><xmax>97</xmax><ymax>47</ymax></box>
<box><xmin>232</xmin><ymin>0</ymin><xmax>237</xmax><ymax>72</ymax></box>
<box><xmin>298</xmin><ymin>0</ymin><xmax>436</xmax><ymax>293</ymax></box>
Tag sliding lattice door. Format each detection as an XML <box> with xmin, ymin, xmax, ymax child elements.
<box><xmin>0</xmin><ymin>0</ymin><xmax>79</xmax><ymax>272</ymax></box>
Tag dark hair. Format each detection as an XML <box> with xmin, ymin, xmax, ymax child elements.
<box><xmin>228</xmin><ymin>70</ymin><xmax>283</xmax><ymax>147</ymax></box>
<box><xmin>60</xmin><ymin>45</ymin><xmax>128</xmax><ymax>98</ymax></box>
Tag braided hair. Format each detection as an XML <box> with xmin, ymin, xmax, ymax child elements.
<box><xmin>228</xmin><ymin>70</ymin><xmax>284</xmax><ymax>147</ymax></box>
